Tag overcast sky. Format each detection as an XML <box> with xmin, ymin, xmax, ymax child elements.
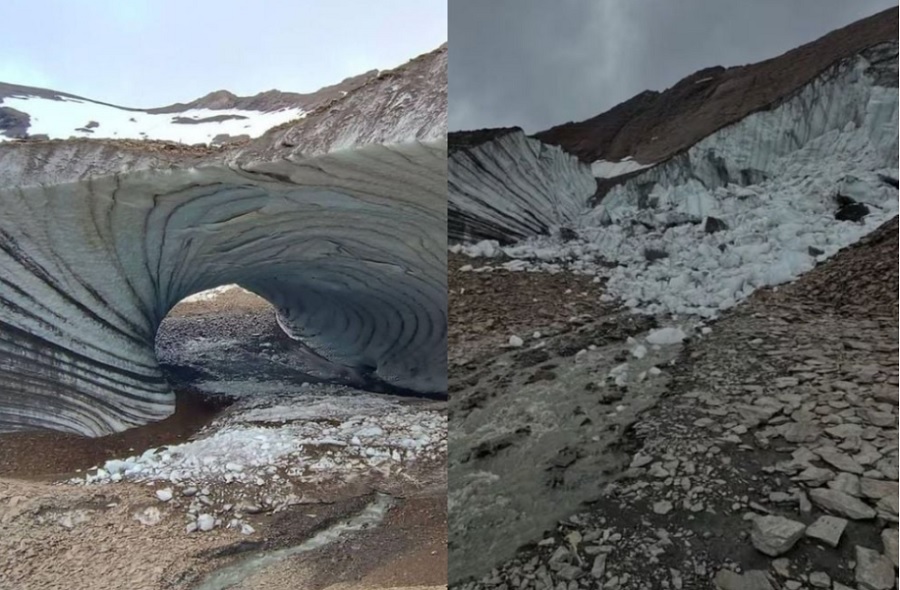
<box><xmin>449</xmin><ymin>0</ymin><xmax>896</xmax><ymax>132</ymax></box>
<box><xmin>1</xmin><ymin>0</ymin><xmax>446</xmax><ymax>107</ymax></box>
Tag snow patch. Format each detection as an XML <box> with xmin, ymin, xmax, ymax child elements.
<box><xmin>0</xmin><ymin>95</ymin><xmax>305</xmax><ymax>145</ymax></box>
<box><xmin>590</xmin><ymin>157</ymin><xmax>652</xmax><ymax>179</ymax></box>
<box><xmin>180</xmin><ymin>285</ymin><xmax>242</xmax><ymax>303</ymax></box>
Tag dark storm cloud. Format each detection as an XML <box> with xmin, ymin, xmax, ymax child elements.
<box><xmin>449</xmin><ymin>0</ymin><xmax>896</xmax><ymax>132</ymax></box>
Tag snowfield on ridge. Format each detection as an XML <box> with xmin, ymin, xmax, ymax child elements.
<box><xmin>0</xmin><ymin>94</ymin><xmax>305</xmax><ymax>144</ymax></box>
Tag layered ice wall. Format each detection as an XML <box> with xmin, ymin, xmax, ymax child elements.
<box><xmin>0</xmin><ymin>46</ymin><xmax>447</xmax><ymax>437</ymax></box>
<box><xmin>0</xmin><ymin>145</ymin><xmax>446</xmax><ymax>436</ymax></box>
<box><xmin>448</xmin><ymin>130</ymin><xmax>596</xmax><ymax>244</ymax></box>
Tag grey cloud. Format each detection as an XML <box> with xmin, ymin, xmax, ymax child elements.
<box><xmin>449</xmin><ymin>0</ymin><xmax>896</xmax><ymax>132</ymax></box>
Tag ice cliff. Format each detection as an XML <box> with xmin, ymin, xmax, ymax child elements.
<box><xmin>454</xmin><ymin>42</ymin><xmax>898</xmax><ymax>319</ymax></box>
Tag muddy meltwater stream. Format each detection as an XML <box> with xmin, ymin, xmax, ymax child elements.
<box><xmin>194</xmin><ymin>494</ymin><xmax>395</xmax><ymax>590</ymax></box>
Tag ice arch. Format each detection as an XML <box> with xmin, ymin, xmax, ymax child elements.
<box><xmin>0</xmin><ymin>141</ymin><xmax>446</xmax><ymax>436</ymax></box>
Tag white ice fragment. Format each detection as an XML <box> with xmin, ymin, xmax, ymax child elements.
<box><xmin>646</xmin><ymin>327</ymin><xmax>687</xmax><ymax>345</ymax></box>
<box><xmin>508</xmin><ymin>335</ymin><xmax>524</xmax><ymax>347</ymax></box>
<box><xmin>197</xmin><ymin>514</ymin><xmax>216</xmax><ymax>532</ymax></box>
<box><xmin>135</xmin><ymin>507</ymin><xmax>161</xmax><ymax>526</ymax></box>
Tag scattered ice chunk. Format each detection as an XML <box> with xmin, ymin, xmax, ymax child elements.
<box><xmin>646</xmin><ymin>327</ymin><xmax>687</xmax><ymax>345</ymax></box>
<box><xmin>609</xmin><ymin>363</ymin><xmax>629</xmax><ymax>387</ymax></box>
<box><xmin>197</xmin><ymin>514</ymin><xmax>216</xmax><ymax>532</ymax></box>
<box><xmin>135</xmin><ymin>507</ymin><xmax>161</xmax><ymax>526</ymax></box>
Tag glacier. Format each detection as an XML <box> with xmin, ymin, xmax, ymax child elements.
<box><xmin>595</xmin><ymin>43</ymin><xmax>898</xmax><ymax>216</ymax></box>
<box><xmin>452</xmin><ymin>42</ymin><xmax>898</xmax><ymax>318</ymax></box>
<box><xmin>0</xmin><ymin>46</ymin><xmax>448</xmax><ymax>437</ymax></box>
<box><xmin>0</xmin><ymin>144</ymin><xmax>446</xmax><ymax>436</ymax></box>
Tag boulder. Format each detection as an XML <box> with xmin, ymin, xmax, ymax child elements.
<box><xmin>751</xmin><ymin>515</ymin><xmax>806</xmax><ymax>556</ymax></box>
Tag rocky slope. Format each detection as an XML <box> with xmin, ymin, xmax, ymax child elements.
<box><xmin>453</xmin><ymin>257</ymin><xmax>898</xmax><ymax>589</ymax></box>
<box><xmin>785</xmin><ymin>215</ymin><xmax>898</xmax><ymax>317</ymax></box>
<box><xmin>236</xmin><ymin>44</ymin><xmax>447</xmax><ymax>160</ymax></box>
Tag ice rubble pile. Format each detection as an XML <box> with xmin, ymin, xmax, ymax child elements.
<box><xmin>77</xmin><ymin>388</ymin><xmax>446</xmax><ymax>486</ymax></box>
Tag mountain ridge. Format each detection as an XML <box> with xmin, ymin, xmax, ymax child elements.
<box><xmin>533</xmin><ymin>6</ymin><xmax>898</xmax><ymax>165</ymax></box>
<box><xmin>0</xmin><ymin>70</ymin><xmax>376</xmax><ymax>115</ymax></box>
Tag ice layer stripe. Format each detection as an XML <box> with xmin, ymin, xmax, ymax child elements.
<box><xmin>448</xmin><ymin>130</ymin><xmax>596</xmax><ymax>244</ymax></box>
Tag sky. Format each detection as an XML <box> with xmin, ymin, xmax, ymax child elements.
<box><xmin>0</xmin><ymin>0</ymin><xmax>446</xmax><ymax>108</ymax></box>
<box><xmin>449</xmin><ymin>0</ymin><xmax>897</xmax><ymax>132</ymax></box>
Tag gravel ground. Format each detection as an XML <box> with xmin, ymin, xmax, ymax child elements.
<box><xmin>449</xmin><ymin>219</ymin><xmax>898</xmax><ymax>588</ymax></box>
